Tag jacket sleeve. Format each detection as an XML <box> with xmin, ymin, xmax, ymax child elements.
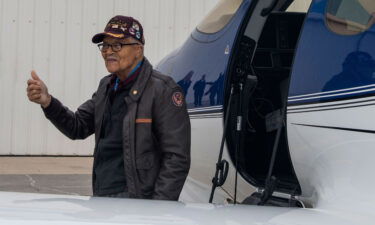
<box><xmin>42</xmin><ymin>93</ymin><xmax>96</xmax><ymax>140</ymax></box>
<box><xmin>152</xmin><ymin>85</ymin><xmax>191</xmax><ymax>200</ymax></box>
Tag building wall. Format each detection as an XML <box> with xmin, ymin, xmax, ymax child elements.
<box><xmin>0</xmin><ymin>0</ymin><xmax>312</xmax><ymax>155</ymax></box>
<box><xmin>0</xmin><ymin>0</ymin><xmax>218</xmax><ymax>155</ymax></box>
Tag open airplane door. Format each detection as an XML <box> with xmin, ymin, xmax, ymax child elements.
<box><xmin>156</xmin><ymin>0</ymin><xmax>304</xmax><ymax>204</ymax></box>
<box><xmin>222</xmin><ymin>0</ymin><xmax>307</xmax><ymax>205</ymax></box>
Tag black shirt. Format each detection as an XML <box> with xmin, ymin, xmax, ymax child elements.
<box><xmin>94</xmin><ymin>62</ymin><xmax>143</xmax><ymax>196</ymax></box>
<box><xmin>94</xmin><ymin>87</ymin><xmax>130</xmax><ymax>196</ymax></box>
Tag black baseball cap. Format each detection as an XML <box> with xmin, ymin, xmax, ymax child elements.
<box><xmin>92</xmin><ymin>15</ymin><xmax>145</xmax><ymax>44</ymax></box>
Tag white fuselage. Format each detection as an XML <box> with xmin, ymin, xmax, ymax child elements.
<box><xmin>287</xmin><ymin>93</ymin><xmax>375</xmax><ymax>209</ymax></box>
<box><xmin>183</xmin><ymin>92</ymin><xmax>375</xmax><ymax>214</ymax></box>
<box><xmin>180</xmin><ymin>107</ymin><xmax>254</xmax><ymax>204</ymax></box>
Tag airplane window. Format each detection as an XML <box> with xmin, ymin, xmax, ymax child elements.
<box><xmin>286</xmin><ymin>0</ymin><xmax>312</xmax><ymax>13</ymax></box>
<box><xmin>326</xmin><ymin>0</ymin><xmax>375</xmax><ymax>35</ymax></box>
<box><xmin>197</xmin><ymin>0</ymin><xmax>243</xmax><ymax>34</ymax></box>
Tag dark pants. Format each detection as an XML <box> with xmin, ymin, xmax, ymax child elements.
<box><xmin>194</xmin><ymin>91</ymin><xmax>204</xmax><ymax>106</ymax></box>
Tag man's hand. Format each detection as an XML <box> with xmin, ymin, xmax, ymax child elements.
<box><xmin>27</xmin><ymin>71</ymin><xmax>51</xmax><ymax>108</ymax></box>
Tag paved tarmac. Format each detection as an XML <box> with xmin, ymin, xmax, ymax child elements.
<box><xmin>0</xmin><ymin>157</ymin><xmax>93</xmax><ymax>196</ymax></box>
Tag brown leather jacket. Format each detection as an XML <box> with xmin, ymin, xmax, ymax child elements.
<box><xmin>43</xmin><ymin>58</ymin><xmax>191</xmax><ymax>200</ymax></box>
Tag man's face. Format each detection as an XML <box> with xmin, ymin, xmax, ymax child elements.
<box><xmin>101</xmin><ymin>36</ymin><xmax>143</xmax><ymax>76</ymax></box>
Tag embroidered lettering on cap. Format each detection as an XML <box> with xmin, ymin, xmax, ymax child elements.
<box><xmin>172</xmin><ymin>91</ymin><xmax>184</xmax><ymax>107</ymax></box>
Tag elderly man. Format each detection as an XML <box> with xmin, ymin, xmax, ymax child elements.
<box><xmin>26</xmin><ymin>16</ymin><xmax>191</xmax><ymax>200</ymax></box>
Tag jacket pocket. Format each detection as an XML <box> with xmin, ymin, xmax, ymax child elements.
<box><xmin>136</xmin><ymin>152</ymin><xmax>159</xmax><ymax>197</ymax></box>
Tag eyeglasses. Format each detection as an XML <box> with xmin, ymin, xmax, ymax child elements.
<box><xmin>97</xmin><ymin>42</ymin><xmax>139</xmax><ymax>52</ymax></box>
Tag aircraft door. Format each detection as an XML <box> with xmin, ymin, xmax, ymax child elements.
<box><xmin>219</xmin><ymin>0</ymin><xmax>299</xmax><ymax>203</ymax></box>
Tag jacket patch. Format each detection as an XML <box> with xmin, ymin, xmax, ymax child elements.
<box><xmin>172</xmin><ymin>91</ymin><xmax>184</xmax><ymax>107</ymax></box>
<box><xmin>136</xmin><ymin>118</ymin><xmax>152</xmax><ymax>123</ymax></box>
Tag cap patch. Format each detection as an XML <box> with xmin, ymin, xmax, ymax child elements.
<box><xmin>133</xmin><ymin>22</ymin><xmax>140</xmax><ymax>31</ymax></box>
<box><xmin>129</xmin><ymin>27</ymin><xmax>135</xmax><ymax>35</ymax></box>
<box><xmin>172</xmin><ymin>91</ymin><xmax>184</xmax><ymax>107</ymax></box>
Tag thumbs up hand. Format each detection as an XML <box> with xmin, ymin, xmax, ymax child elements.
<box><xmin>27</xmin><ymin>70</ymin><xmax>51</xmax><ymax>108</ymax></box>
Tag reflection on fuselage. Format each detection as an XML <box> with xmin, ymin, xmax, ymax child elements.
<box><xmin>178</xmin><ymin>72</ymin><xmax>225</xmax><ymax>108</ymax></box>
<box><xmin>323</xmin><ymin>51</ymin><xmax>375</xmax><ymax>92</ymax></box>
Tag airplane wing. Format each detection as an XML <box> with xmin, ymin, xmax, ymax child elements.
<box><xmin>0</xmin><ymin>191</ymin><xmax>372</xmax><ymax>225</ymax></box>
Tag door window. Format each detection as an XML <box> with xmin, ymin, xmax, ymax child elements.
<box><xmin>197</xmin><ymin>0</ymin><xmax>243</xmax><ymax>34</ymax></box>
<box><xmin>326</xmin><ymin>0</ymin><xmax>375</xmax><ymax>35</ymax></box>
